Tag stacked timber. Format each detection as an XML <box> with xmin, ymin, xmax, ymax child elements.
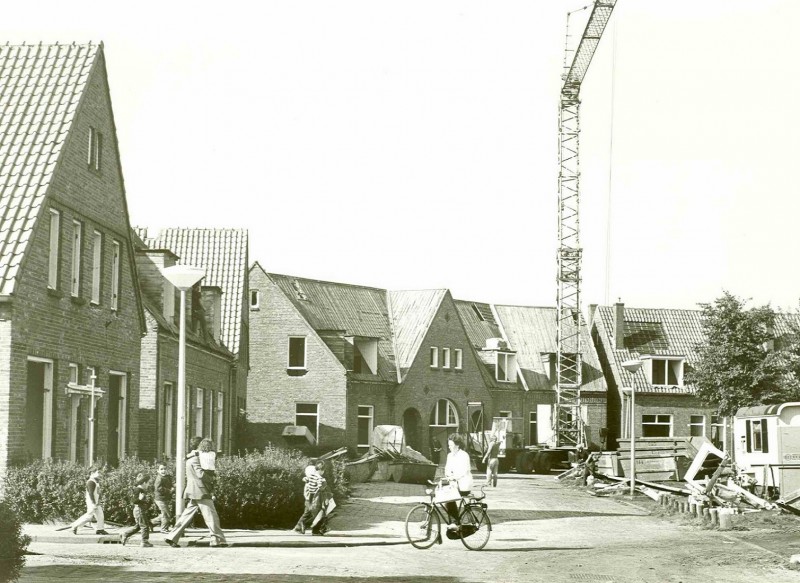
<box><xmin>616</xmin><ymin>437</ymin><xmax>687</xmax><ymax>481</ymax></box>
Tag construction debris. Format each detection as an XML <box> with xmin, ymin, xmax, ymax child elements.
<box><xmin>560</xmin><ymin>435</ymin><xmax>795</xmax><ymax>522</ymax></box>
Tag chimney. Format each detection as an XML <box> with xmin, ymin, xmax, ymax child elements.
<box><xmin>614</xmin><ymin>301</ymin><xmax>625</xmax><ymax>349</ymax></box>
<box><xmin>200</xmin><ymin>286</ymin><xmax>223</xmax><ymax>342</ymax></box>
<box><xmin>588</xmin><ymin>304</ymin><xmax>598</xmax><ymax>327</ymax></box>
<box><xmin>134</xmin><ymin>248</ymin><xmax>178</xmax><ymax>320</ymax></box>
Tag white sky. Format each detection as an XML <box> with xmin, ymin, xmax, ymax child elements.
<box><xmin>5</xmin><ymin>0</ymin><xmax>800</xmax><ymax>311</ymax></box>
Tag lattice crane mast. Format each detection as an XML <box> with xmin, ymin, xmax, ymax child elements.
<box><xmin>556</xmin><ymin>0</ymin><xmax>616</xmax><ymax>447</ymax></box>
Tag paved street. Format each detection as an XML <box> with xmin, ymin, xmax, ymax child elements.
<box><xmin>16</xmin><ymin>472</ymin><xmax>800</xmax><ymax>582</ymax></box>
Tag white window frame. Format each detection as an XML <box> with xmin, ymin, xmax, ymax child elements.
<box><xmin>431</xmin><ymin>399</ymin><xmax>459</xmax><ymax>427</ymax></box>
<box><xmin>649</xmin><ymin>357</ymin><xmax>684</xmax><ymax>387</ymax></box>
<box><xmin>195</xmin><ymin>387</ymin><xmax>205</xmax><ymax>437</ymax></box>
<box><xmin>48</xmin><ymin>209</ymin><xmax>60</xmax><ymax>289</ymax></box>
<box><xmin>250</xmin><ymin>289</ymin><xmax>260</xmax><ymax>309</ymax></box>
<box><xmin>442</xmin><ymin>348</ymin><xmax>451</xmax><ymax>369</ymax></box>
<box><xmin>689</xmin><ymin>415</ymin><xmax>706</xmax><ymax>437</ymax></box>
<box><xmin>91</xmin><ymin>230</ymin><xmax>102</xmax><ymax>304</ymax></box>
<box><xmin>454</xmin><ymin>348</ymin><xmax>463</xmax><ymax>370</ymax></box>
<box><xmin>296</xmin><ymin>402</ymin><xmax>319</xmax><ymax>441</ymax></box>
<box><xmin>288</xmin><ymin>336</ymin><xmax>307</xmax><ymax>369</ymax></box>
<box><xmin>711</xmin><ymin>415</ymin><xmax>727</xmax><ymax>451</ymax></box>
<box><xmin>746</xmin><ymin>418</ymin><xmax>769</xmax><ymax>453</ymax></box>
<box><xmin>71</xmin><ymin>221</ymin><xmax>82</xmax><ymax>297</ymax></box>
<box><xmin>642</xmin><ymin>414</ymin><xmax>673</xmax><ymax>437</ymax></box>
<box><xmin>111</xmin><ymin>240</ymin><xmax>121</xmax><ymax>311</ymax></box>
<box><xmin>430</xmin><ymin>347</ymin><xmax>439</xmax><ymax>368</ymax></box>
<box><xmin>529</xmin><ymin>411</ymin><xmax>537</xmax><ymax>445</ymax></box>
<box><xmin>357</xmin><ymin>405</ymin><xmax>374</xmax><ymax>449</ymax></box>
<box><xmin>68</xmin><ymin>363</ymin><xmax>79</xmax><ymax>463</ymax></box>
<box><xmin>496</xmin><ymin>352</ymin><xmax>517</xmax><ymax>382</ymax></box>
<box><xmin>216</xmin><ymin>390</ymin><xmax>224</xmax><ymax>450</ymax></box>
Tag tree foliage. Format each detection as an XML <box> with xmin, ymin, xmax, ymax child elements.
<box><xmin>689</xmin><ymin>292</ymin><xmax>800</xmax><ymax>416</ymax></box>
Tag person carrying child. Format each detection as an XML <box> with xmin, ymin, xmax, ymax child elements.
<box><xmin>293</xmin><ymin>459</ymin><xmax>330</xmax><ymax>535</ymax></box>
<box><xmin>153</xmin><ymin>462</ymin><xmax>174</xmax><ymax>533</ymax></box>
<box><xmin>60</xmin><ymin>464</ymin><xmax>108</xmax><ymax>535</ymax></box>
<box><xmin>197</xmin><ymin>438</ymin><xmax>217</xmax><ymax>491</ymax></box>
<box><xmin>120</xmin><ymin>473</ymin><xmax>154</xmax><ymax>547</ymax></box>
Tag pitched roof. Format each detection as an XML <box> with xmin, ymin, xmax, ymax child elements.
<box><xmin>389</xmin><ymin>289</ymin><xmax>446</xmax><ymax>378</ymax></box>
<box><xmin>267</xmin><ymin>273</ymin><xmax>397</xmax><ymax>383</ymax></box>
<box><xmin>144</xmin><ymin>228</ymin><xmax>248</xmax><ymax>354</ymax></box>
<box><xmin>0</xmin><ymin>42</ymin><xmax>100</xmax><ymax>295</ymax></box>
<box><xmin>493</xmin><ymin>304</ymin><xmax>606</xmax><ymax>393</ymax></box>
<box><xmin>594</xmin><ymin>305</ymin><xmax>704</xmax><ymax>395</ymax></box>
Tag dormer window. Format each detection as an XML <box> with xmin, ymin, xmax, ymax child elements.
<box><xmin>646</xmin><ymin>357</ymin><xmax>684</xmax><ymax>386</ymax></box>
<box><xmin>349</xmin><ymin>336</ymin><xmax>378</xmax><ymax>375</ymax></box>
<box><xmin>497</xmin><ymin>352</ymin><xmax>517</xmax><ymax>382</ymax></box>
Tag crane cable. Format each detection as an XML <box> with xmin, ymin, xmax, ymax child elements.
<box><xmin>603</xmin><ymin>18</ymin><xmax>618</xmax><ymax>305</ymax></box>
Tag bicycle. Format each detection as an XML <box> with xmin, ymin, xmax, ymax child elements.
<box><xmin>404</xmin><ymin>480</ymin><xmax>491</xmax><ymax>551</ymax></box>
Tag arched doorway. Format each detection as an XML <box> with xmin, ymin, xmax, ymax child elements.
<box><xmin>402</xmin><ymin>408</ymin><xmax>423</xmax><ymax>452</ymax></box>
<box><xmin>429</xmin><ymin>399</ymin><xmax>459</xmax><ymax>467</ymax></box>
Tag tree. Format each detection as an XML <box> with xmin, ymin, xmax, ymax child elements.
<box><xmin>688</xmin><ymin>291</ymin><xmax>800</xmax><ymax>416</ymax></box>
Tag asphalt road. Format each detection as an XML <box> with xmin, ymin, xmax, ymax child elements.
<box><xmin>16</xmin><ymin>472</ymin><xmax>800</xmax><ymax>583</ymax></box>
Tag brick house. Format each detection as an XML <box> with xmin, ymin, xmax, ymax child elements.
<box><xmin>141</xmin><ymin>228</ymin><xmax>249</xmax><ymax>452</ymax></box>
<box><xmin>590</xmin><ymin>302</ymin><xmax>721</xmax><ymax>450</ymax></box>
<box><xmin>455</xmin><ymin>301</ymin><xmax>607</xmax><ymax>450</ymax></box>
<box><xmin>132</xmin><ymin>233</ymin><xmax>237</xmax><ymax>461</ymax></box>
<box><xmin>0</xmin><ymin>43</ymin><xmax>146</xmax><ymax>477</ymax></box>
<box><xmin>247</xmin><ymin>267</ymin><xmax>397</xmax><ymax>453</ymax></box>
<box><xmin>247</xmin><ymin>268</ymin><xmax>494</xmax><ymax>459</ymax></box>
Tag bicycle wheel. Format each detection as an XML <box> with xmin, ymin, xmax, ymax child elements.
<box><xmin>405</xmin><ymin>503</ymin><xmax>440</xmax><ymax>549</ymax></box>
<box><xmin>459</xmin><ymin>504</ymin><xmax>491</xmax><ymax>551</ymax></box>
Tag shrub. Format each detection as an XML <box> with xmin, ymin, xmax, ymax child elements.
<box><xmin>214</xmin><ymin>446</ymin><xmax>349</xmax><ymax>529</ymax></box>
<box><xmin>2</xmin><ymin>448</ymin><xmax>348</xmax><ymax>530</ymax></box>
<box><xmin>0</xmin><ymin>501</ymin><xmax>30</xmax><ymax>583</ymax></box>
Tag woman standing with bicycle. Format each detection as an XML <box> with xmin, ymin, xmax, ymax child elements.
<box><xmin>444</xmin><ymin>433</ymin><xmax>473</xmax><ymax>529</ymax></box>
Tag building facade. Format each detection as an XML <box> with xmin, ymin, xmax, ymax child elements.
<box><xmin>0</xmin><ymin>43</ymin><xmax>146</xmax><ymax>477</ymax></box>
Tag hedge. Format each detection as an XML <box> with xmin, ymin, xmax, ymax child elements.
<box><xmin>0</xmin><ymin>501</ymin><xmax>30</xmax><ymax>583</ymax></box>
<box><xmin>2</xmin><ymin>448</ymin><xmax>348</xmax><ymax>529</ymax></box>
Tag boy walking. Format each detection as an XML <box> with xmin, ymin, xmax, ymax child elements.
<box><xmin>153</xmin><ymin>463</ymin><xmax>174</xmax><ymax>533</ymax></box>
<box><xmin>120</xmin><ymin>473</ymin><xmax>153</xmax><ymax>547</ymax></box>
<box><xmin>63</xmin><ymin>464</ymin><xmax>108</xmax><ymax>535</ymax></box>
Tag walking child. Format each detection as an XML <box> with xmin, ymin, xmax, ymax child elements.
<box><xmin>61</xmin><ymin>464</ymin><xmax>108</xmax><ymax>535</ymax></box>
<box><xmin>294</xmin><ymin>459</ymin><xmax>327</xmax><ymax>534</ymax></box>
<box><xmin>153</xmin><ymin>462</ymin><xmax>174</xmax><ymax>533</ymax></box>
<box><xmin>120</xmin><ymin>472</ymin><xmax>154</xmax><ymax>547</ymax></box>
<box><xmin>482</xmin><ymin>434</ymin><xmax>500</xmax><ymax>487</ymax></box>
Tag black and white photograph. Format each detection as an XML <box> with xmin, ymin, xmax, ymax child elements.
<box><xmin>2</xmin><ymin>1</ymin><xmax>800</xmax><ymax>582</ymax></box>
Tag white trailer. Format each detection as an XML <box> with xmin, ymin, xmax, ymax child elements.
<box><xmin>734</xmin><ymin>402</ymin><xmax>800</xmax><ymax>496</ymax></box>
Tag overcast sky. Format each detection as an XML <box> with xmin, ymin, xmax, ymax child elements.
<box><xmin>5</xmin><ymin>1</ymin><xmax>800</xmax><ymax>312</ymax></box>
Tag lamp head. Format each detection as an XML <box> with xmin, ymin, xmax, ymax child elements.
<box><xmin>621</xmin><ymin>359</ymin><xmax>642</xmax><ymax>374</ymax></box>
<box><xmin>163</xmin><ymin>265</ymin><xmax>206</xmax><ymax>290</ymax></box>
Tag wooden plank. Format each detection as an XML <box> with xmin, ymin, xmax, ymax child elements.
<box><xmin>602</xmin><ymin>474</ymin><xmax>692</xmax><ymax>495</ymax></box>
<box><xmin>619</xmin><ymin>457</ymin><xmax>677</xmax><ymax>473</ymax></box>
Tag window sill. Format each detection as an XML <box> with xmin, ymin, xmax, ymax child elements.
<box><xmin>287</xmin><ymin>368</ymin><xmax>308</xmax><ymax>377</ymax></box>
<box><xmin>47</xmin><ymin>288</ymin><xmax>63</xmax><ymax>299</ymax></box>
<box><xmin>442</xmin><ymin>367</ymin><xmax>452</xmax><ymax>372</ymax></box>
<box><xmin>70</xmin><ymin>296</ymin><xmax>87</xmax><ymax>306</ymax></box>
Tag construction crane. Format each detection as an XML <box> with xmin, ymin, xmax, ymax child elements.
<box><xmin>556</xmin><ymin>0</ymin><xmax>617</xmax><ymax>447</ymax></box>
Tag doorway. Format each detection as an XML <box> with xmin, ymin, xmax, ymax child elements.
<box><xmin>26</xmin><ymin>358</ymin><xmax>53</xmax><ymax>460</ymax></box>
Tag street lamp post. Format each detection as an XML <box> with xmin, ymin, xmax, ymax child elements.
<box><xmin>88</xmin><ymin>368</ymin><xmax>97</xmax><ymax>465</ymax></box>
<box><xmin>163</xmin><ymin>265</ymin><xmax>206</xmax><ymax>517</ymax></box>
<box><xmin>621</xmin><ymin>359</ymin><xmax>643</xmax><ymax>497</ymax></box>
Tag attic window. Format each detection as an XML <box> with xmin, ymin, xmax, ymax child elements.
<box><xmin>472</xmin><ymin>303</ymin><xmax>496</xmax><ymax>325</ymax></box>
<box><xmin>647</xmin><ymin>357</ymin><xmax>684</xmax><ymax>387</ymax></box>
<box><xmin>88</xmin><ymin>127</ymin><xmax>102</xmax><ymax>171</ymax></box>
<box><xmin>292</xmin><ymin>280</ymin><xmax>308</xmax><ymax>301</ymax></box>
<box><xmin>497</xmin><ymin>352</ymin><xmax>517</xmax><ymax>382</ymax></box>
<box><xmin>250</xmin><ymin>290</ymin><xmax>260</xmax><ymax>310</ymax></box>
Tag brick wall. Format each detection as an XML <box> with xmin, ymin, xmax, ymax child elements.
<box><xmin>3</xmin><ymin>51</ymin><xmax>143</xmax><ymax>470</ymax></box>
<box><xmin>246</xmin><ymin>270</ymin><xmax>346</xmax><ymax>449</ymax></box>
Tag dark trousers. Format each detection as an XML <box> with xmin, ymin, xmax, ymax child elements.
<box><xmin>121</xmin><ymin>506</ymin><xmax>150</xmax><ymax>543</ymax></box>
